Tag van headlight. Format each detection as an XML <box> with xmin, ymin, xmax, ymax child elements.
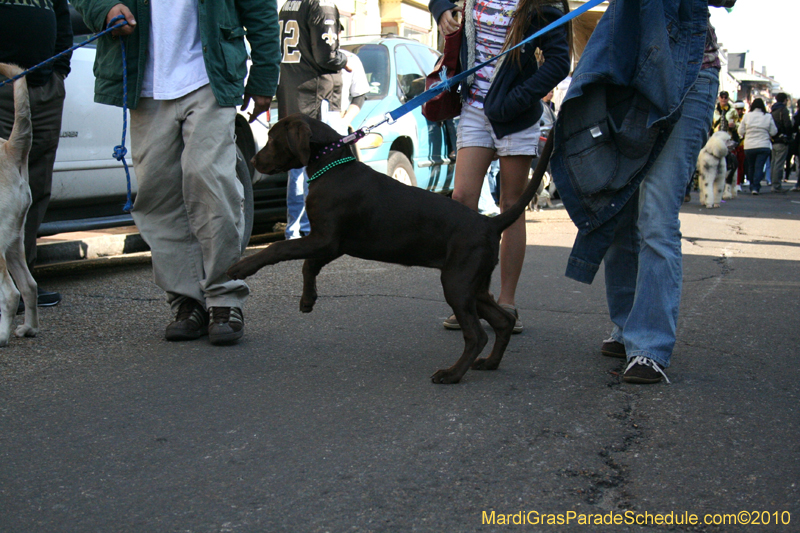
<box><xmin>356</xmin><ymin>133</ymin><xmax>383</xmax><ymax>149</ymax></box>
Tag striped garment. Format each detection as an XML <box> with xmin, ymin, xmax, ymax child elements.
<box><xmin>467</xmin><ymin>0</ymin><xmax>518</xmax><ymax>109</ymax></box>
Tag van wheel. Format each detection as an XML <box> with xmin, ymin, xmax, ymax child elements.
<box><xmin>236</xmin><ymin>145</ymin><xmax>254</xmax><ymax>252</ymax></box>
<box><xmin>387</xmin><ymin>151</ymin><xmax>417</xmax><ymax>187</ymax></box>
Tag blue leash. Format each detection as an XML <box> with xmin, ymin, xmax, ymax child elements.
<box><xmin>349</xmin><ymin>0</ymin><xmax>605</xmax><ymax>138</ymax></box>
<box><xmin>316</xmin><ymin>0</ymin><xmax>604</xmax><ymax>152</ymax></box>
<box><xmin>0</xmin><ymin>15</ymin><xmax>134</xmax><ymax>212</ymax></box>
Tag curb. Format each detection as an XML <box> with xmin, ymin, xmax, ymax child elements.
<box><xmin>35</xmin><ymin>227</ymin><xmax>149</xmax><ymax>266</ymax></box>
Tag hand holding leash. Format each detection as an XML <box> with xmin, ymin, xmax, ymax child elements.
<box><xmin>105</xmin><ymin>4</ymin><xmax>136</xmax><ymax>36</ymax></box>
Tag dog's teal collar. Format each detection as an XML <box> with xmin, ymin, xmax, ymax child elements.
<box><xmin>308</xmin><ymin>156</ymin><xmax>356</xmax><ymax>182</ymax></box>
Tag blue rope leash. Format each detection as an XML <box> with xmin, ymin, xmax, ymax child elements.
<box><xmin>113</xmin><ymin>26</ymin><xmax>133</xmax><ymax>212</ymax></box>
<box><xmin>0</xmin><ymin>15</ymin><xmax>133</xmax><ymax>212</ymax></box>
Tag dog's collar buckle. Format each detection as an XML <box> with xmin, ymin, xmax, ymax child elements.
<box><xmin>308</xmin><ymin>156</ymin><xmax>356</xmax><ymax>182</ymax></box>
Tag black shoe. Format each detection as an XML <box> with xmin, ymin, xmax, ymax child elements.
<box><xmin>37</xmin><ymin>288</ymin><xmax>61</xmax><ymax>307</ymax></box>
<box><xmin>14</xmin><ymin>287</ymin><xmax>62</xmax><ymax>314</ymax></box>
<box><xmin>623</xmin><ymin>356</ymin><xmax>670</xmax><ymax>384</ymax></box>
<box><xmin>165</xmin><ymin>299</ymin><xmax>208</xmax><ymax>341</ymax></box>
<box><xmin>208</xmin><ymin>307</ymin><xmax>244</xmax><ymax>345</ymax></box>
<box><xmin>601</xmin><ymin>339</ymin><xmax>626</xmax><ymax>359</ymax></box>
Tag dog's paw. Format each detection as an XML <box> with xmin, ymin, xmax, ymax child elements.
<box><xmin>430</xmin><ymin>368</ymin><xmax>462</xmax><ymax>384</ymax></box>
<box><xmin>471</xmin><ymin>357</ymin><xmax>500</xmax><ymax>371</ymax></box>
<box><xmin>299</xmin><ymin>298</ymin><xmax>315</xmax><ymax>313</ymax></box>
<box><xmin>15</xmin><ymin>325</ymin><xmax>38</xmax><ymax>338</ymax></box>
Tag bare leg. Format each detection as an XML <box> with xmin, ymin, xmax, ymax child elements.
<box><xmin>451</xmin><ymin>147</ymin><xmax>496</xmax><ymax>211</ymax></box>
<box><xmin>497</xmin><ymin>155</ymin><xmax>534</xmax><ymax>307</ymax></box>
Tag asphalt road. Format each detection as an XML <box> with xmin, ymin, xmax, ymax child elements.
<box><xmin>1</xmin><ymin>187</ymin><xmax>799</xmax><ymax>532</ymax></box>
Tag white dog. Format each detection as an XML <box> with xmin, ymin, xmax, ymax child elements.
<box><xmin>0</xmin><ymin>63</ymin><xmax>39</xmax><ymax>346</ymax></box>
<box><xmin>696</xmin><ymin>130</ymin><xmax>730</xmax><ymax>208</ymax></box>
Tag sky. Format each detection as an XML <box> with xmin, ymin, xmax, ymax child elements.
<box><xmin>709</xmin><ymin>1</ymin><xmax>799</xmax><ymax>95</ymax></box>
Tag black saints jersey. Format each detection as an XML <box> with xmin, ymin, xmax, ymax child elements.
<box><xmin>276</xmin><ymin>0</ymin><xmax>348</xmax><ymax>119</ymax></box>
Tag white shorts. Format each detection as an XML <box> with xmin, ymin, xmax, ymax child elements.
<box><xmin>456</xmin><ymin>103</ymin><xmax>541</xmax><ymax>157</ymax></box>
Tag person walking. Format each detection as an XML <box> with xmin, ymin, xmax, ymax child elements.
<box><xmin>429</xmin><ymin>0</ymin><xmax>571</xmax><ymax>333</ymax></box>
<box><xmin>769</xmin><ymin>92</ymin><xmax>792</xmax><ymax>193</ymax></box>
<box><xmin>733</xmin><ymin>101</ymin><xmax>746</xmax><ymax>190</ymax></box>
<box><xmin>72</xmin><ymin>0</ymin><xmax>280</xmax><ymax>345</ymax></box>
<box><xmin>785</xmin><ymin>99</ymin><xmax>800</xmax><ymax>184</ymax></box>
<box><xmin>277</xmin><ymin>0</ymin><xmax>348</xmax><ymax>240</ymax></box>
<box><xmin>738</xmin><ymin>98</ymin><xmax>777</xmax><ymax>195</ymax></box>
<box><xmin>712</xmin><ymin>90</ymin><xmax>736</xmax><ymax>133</ymax></box>
<box><xmin>0</xmin><ymin>0</ymin><xmax>72</xmax><ymax>311</ymax></box>
<box><xmin>551</xmin><ymin>0</ymin><xmax>736</xmax><ymax>384</ymax></box>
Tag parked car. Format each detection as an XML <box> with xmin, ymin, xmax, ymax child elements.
<box><xmin>43</xmin><ymin>7</ymin><xmax>287</xmax><ymax>249</ymax></box>
<box><xmin>342</xmin><ymin>37</ymin><xmax>455</xmax><ymax>193</ymax></box>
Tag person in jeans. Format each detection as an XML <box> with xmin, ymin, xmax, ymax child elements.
<box><xmin>73</xmin><ymin>0</ymin><xmax>280</xmax><ymax>345</ymax></box>
<box><xmin>738</xmin><ymin>98</ymin><xmax>777</xmax><ymax>195</ymax></box>
<box><xmin>0</xmin><ymin>0</ymin><xmax>72</xmax><ymax>312</ymax></box>
<box><xmin>552</xmin><ymin>0</ymin><xmax>735</xmax><ymax>384</ymax></box>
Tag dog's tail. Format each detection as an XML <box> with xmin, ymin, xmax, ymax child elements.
<box><xmin>488</xmin><ymin>133</ymin><xmax>554</xmax><ymax>235</ymax></box>
<box><xmin>0</xmin><ymin>63</ymin><xmax>32</xmax><ymax>168</ymax></box>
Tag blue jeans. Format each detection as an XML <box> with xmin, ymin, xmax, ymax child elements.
<box><xmin>603</xmin><ymin>69</ymin><xmax>718</xmax><ymax>368</ymax></box>
<box><xmin>744</xmin><ymin>148</ymin><xmax>770</xmax><ymax>193</ymax></box>
<box><xmin>285</xmin><ymin>167</ymin><xmax>310</xmax><ymax>239</ymax></box>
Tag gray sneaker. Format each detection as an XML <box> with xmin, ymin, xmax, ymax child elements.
<box><xmin>208</xmin><ymin>307</ymin><xmax>244</xmax><ymax>345</ymax></box>
<box><xmin>165</xmin><ymin>299</ymin><xmax>208</xmax><ymax>341</ymax></box>
<box><xmin>443</xmin><ymin>314</ymin><xmax>461</xmax><ymax>330</ymax></box>
<box><xmin>499</xmin><ymin>304</ymin><xmax>523</xmax><ymax>334</ymax></box>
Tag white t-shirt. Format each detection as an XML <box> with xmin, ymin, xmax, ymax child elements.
<box><xmin>141</xmin><ymin>0</ymin><xmax>210</xmax><ymax>100</ymax></box>
<box><xmin>340</xmin><ymin>50</ymin><xmax>370</xmax><ymax>111</ymax></box>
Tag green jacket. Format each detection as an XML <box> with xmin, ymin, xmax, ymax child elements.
<box><xmin>72</xmin><ymin>0</ymin><xmax>280</xmax><ymax>109</ymax></box>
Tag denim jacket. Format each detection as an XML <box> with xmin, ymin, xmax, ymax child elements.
<box><xmin>549</xmin><ymin>0</ymin><xmax>711</xmax><ymax>283</ymax></box>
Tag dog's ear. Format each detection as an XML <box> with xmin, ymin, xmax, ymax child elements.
<box><xmin>285</xmin><ymin>121</ymin><xmax>312</xmax><ymax>167</ymax></box>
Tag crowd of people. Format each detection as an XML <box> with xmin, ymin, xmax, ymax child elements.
<box><xmin>704</xmin><ymin>89</ymin><xmax>800</xmax><ymax>199</ymax></box>
<box><xmin>2</xmin><ymin>0</ymin><xmax>752</xmax><ymax>385</ymax></box>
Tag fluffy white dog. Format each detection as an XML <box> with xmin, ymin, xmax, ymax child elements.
<box><xmin>696</xmin><ymin>131</ymin><xmax>731</xmax><ymax>208</ymax></box>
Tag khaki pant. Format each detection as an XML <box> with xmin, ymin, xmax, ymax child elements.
<box><xmin>130</xmin><ymin>85</ymin><xmax>248</xmax><ymax>312</ymax></box>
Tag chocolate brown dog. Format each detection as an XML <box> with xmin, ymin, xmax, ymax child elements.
<box><xmin>228</xmin><ymin>114</ymin><xmax>552</xmax><ymax>383</ymax></box>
